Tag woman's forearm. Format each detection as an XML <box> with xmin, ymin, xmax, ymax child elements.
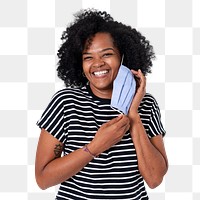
<box><xmin>36</xmin><ymin>147</ymin><xmax>93</xmax><ymax>190</ymax></box>
<box><xmin>130</xmin><ymin>114</ymin><xmax>168</xmax><ymax>189</ymax></box>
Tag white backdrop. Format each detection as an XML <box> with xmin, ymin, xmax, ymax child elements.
<box><xmin>0</xmin><ymin>0</ymin><xmax>199</xmax><ymax>199</ymax></box>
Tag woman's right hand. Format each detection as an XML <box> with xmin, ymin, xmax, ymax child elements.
<box><xmin>88</xmin><ymin>114</ymin><xmax>130</xmax><ymax>157</ymax></box>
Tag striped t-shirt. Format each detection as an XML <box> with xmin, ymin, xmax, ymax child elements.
<box><xmin>37</xmin><ymin>85</ymin><xmax>166</xmax><ymax>200</ymax></box>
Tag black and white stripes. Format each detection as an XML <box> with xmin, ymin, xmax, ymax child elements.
<box><xmin>37</xmin><ymin>85</ymin><xmax>165</xmax><ymax>200</ymax></box>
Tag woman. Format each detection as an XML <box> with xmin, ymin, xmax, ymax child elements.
<box><xmin>35</xmin><ymin>9</ymin><xmax>168</xmax><ymax>200</ymax></box>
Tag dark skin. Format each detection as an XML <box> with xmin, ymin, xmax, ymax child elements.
<box><xmin>35</xmin><ymin>33</ymin><xmax>168</xmax><ymax>190</ymax></box>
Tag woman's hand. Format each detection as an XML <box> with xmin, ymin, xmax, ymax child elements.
<box><xmin>128</xmin><ymin>69</ymin><xmax>146</xmax><ymax>120</ymax></box>
<box><xmin>88</xmin><ymin>114</ymin><xmax>130</xmax><ymax>156</ymax></box>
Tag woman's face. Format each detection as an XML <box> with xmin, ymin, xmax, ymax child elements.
<box><xmin>82</xmin><ymin>32</ymin><xmax>121</xmax><ymax>99</ymax></box>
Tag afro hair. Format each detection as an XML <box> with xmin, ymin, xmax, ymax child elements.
<box><xmin>57</xmin><ymin>9</ymin><xmax>155</xmax><ymax>87</ymax></box>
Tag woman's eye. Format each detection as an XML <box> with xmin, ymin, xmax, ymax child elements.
<box><xmin>103</xmin><ymin>53</ymin><xmax>113</xmax><ymax>57</ymax></box>
<box><xmin>83</xmin><ymin>56</ymin><xmax>92</xmax><ymax>61</ymax></box>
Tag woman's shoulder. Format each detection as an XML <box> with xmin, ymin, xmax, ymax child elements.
<box><xmin>53</xmin><ymin>86</ymin><xmax>87</xmax><ymax>97</ymax></box>
<box><xmin>50</xmin><ymin>86</ymin><xmax>90</xmax><ymax>103</ymax></box>
<box><xmin>141</xmin><ymin>93</ymin><xmax>158</xmax><ymax>104</ymax></box>
<box><xmin>139</xmin><ymin>93</ymin><xmax>159</xmax><ymax>113</ymax></box>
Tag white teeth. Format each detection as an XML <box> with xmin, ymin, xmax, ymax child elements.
<box><xmin>93</xmin><ymin>70</ymin><xmax>108</xmax><ymax>76</ymax></box>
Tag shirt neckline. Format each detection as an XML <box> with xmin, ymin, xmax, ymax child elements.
<box><xmin>86</xmin><ymin>84</ymin><xmax>111</xmax><ymax>104</ymax></box>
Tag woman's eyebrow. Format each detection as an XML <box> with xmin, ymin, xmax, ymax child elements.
<box><xmin>83</xmin><ymin>48</ymin><xmax>115</xmax><ymax>55</ymax></box>
<box><xmin>101</xmin><ymin>48</ymin><xmax>115</xmax><ymax>52</ymax></box>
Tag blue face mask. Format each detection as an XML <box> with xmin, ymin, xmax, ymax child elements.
<box><xmin>111</xmin><ymin>64</ymin><xmax>136</xmax><ymax>115</ymax></box>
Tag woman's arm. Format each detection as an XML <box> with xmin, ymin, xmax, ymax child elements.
<box><xmin>130</xmin><ymin>114</ymin><xmax>168</xmax><ymax>189</ymax></box>
<box><xmin>128</xmin><ymin>69</ymin><xmax>168</xmax><ymax>189</ymax></box>
<box><xmin>35</xmin><ymin>114</ymin><xmax>130</xmax><ymax>190</ymax></box>
<box><xmin>35</xmin><ymin>128</ymin><xmax>93</xmax><ymax>190</ymax></box>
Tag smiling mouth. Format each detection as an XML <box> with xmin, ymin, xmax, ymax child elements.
<box><xmin>93</xmin><ymin>70</ymin><xmax>109</xmax><ymax>77</ymax></box>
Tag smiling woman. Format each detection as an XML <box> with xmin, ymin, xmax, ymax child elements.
<box><xmin>35</xmin><ymin>9</ymin><xmax>168</xmax><ymax>200</ymax></box>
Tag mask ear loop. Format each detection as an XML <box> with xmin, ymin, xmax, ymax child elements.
<box><xmin>121</xmin><ymin>54</ymin><xmax>124</xmax><ymax>66</ymax></box>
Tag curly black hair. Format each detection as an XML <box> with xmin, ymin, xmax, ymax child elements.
<box><xmin>57</xmin><ymin>9</ymin><xmax>155</xmax><ymax>87</ymax></box>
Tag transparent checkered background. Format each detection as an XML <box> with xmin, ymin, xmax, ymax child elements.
<box><xmin>0</xmin><ymin>0</ymin><xmax>199</xmax><ymax>199</ymax></box>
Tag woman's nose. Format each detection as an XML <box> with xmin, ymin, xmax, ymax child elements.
<box><xmin>92</xmin><ymin>58</ymin><xmax>105</xmax><ymax>68</ymax></box>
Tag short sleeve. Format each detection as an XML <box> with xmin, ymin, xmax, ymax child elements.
<box><xmin>147</xmin><ymin>96</ymin><xmax>166</xmax><ymax>138</ymax></box>
<box><xmin>36</xmin><ymin>90</ymin><xmax>66</xmax><ymax>143</ymax></box>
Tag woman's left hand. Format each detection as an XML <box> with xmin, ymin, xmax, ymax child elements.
<box><xmin>128</xmin><ymin>69</ymin><xmax>146</xmax><ymax>120</ymax></box>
